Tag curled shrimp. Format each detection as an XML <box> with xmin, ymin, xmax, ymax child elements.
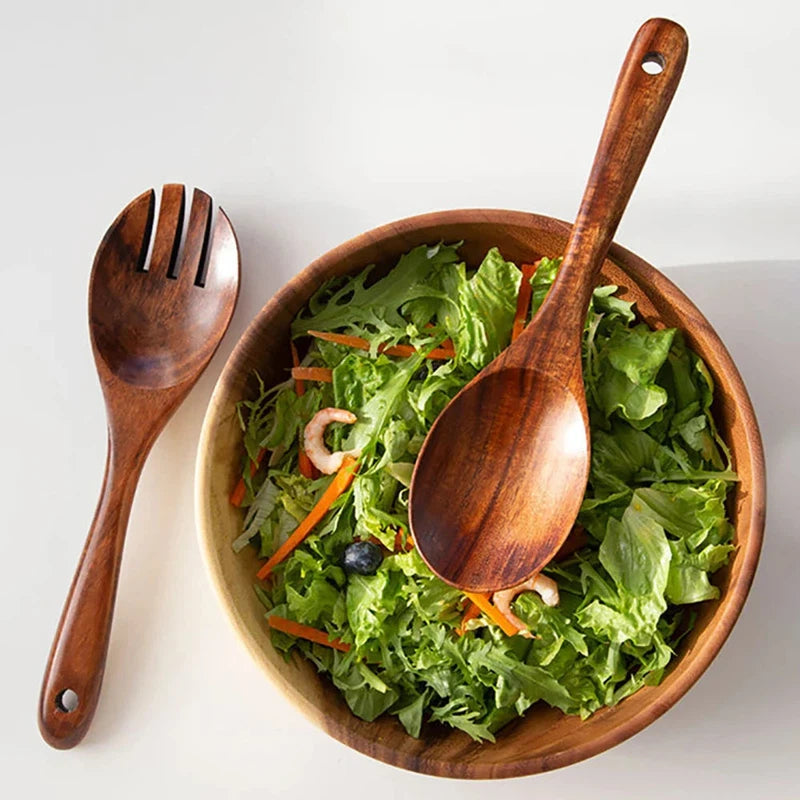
<box><xmin>303</xmin><ymin>407</ymin><xmax>361</xmax><ymax>475</ymax></box>
<box><xmin>492</xmin><ymin>574</ymin><xmax>560</xmax><ymax>638</ymax></box>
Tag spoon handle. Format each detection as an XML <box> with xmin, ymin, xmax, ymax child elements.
<box><xmin>542</xmin><ymin>18</ymin><xmax>688</xmax><ymax>322</ymax></box>
<box><xmin>38</xmin><ymin>426</ymin><xmax>152</xmax><ymax>748</ymax></box>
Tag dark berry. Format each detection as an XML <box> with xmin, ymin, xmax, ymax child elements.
<box><xmin>342</xmin><ymin>541</ymin><xmax>383</xmax><ymax>575</ymax></box>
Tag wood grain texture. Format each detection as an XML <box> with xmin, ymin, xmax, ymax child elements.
<box><xmin>39</xmin><ymin>185</ymin><xmax>240</xmax><ymax>749</ymax></box>
<box><xmin>411</xmin><ymin>369</ymin><xmax>590</xmax><ymax>592</ymax></box>
<box><xmin>195</xmin><ymin>208</ymin><xmax>765</xmax><ymax>779</ymax></box>
<box><xmin>410</xmin><ymin>19</ymin><xmax>689</xmax><ymax>592</ymax></box>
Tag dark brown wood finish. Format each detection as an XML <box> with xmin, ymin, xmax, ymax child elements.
<box><xmin>410</xmin><ymin>19</ymin><xmax>689</xmax><ymax>592</ymax></box>
<box><xmin>196</xmin><ymin>208</ymin><xmax>765</xmax><ymax>778</ymax></box>
<box><xmin>39</xmin><ymin>185</ymin><xmax>240</xmax><ymax>749</ymax></box>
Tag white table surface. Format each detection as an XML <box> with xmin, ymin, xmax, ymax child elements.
<box><xmin>2</xmin><ymin>1</ymin><xmax>798</xmax><ymax>797</ymax></box>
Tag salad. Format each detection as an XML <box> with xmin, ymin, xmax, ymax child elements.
<box><xmin>230</xmin><ymin>243</ymin><xmax>736</xmax><ymax>742</ymax></box>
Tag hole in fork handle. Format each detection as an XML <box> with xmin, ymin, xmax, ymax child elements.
<box><xmin>55</xmin><ymin>688</ymin><xmax>79</xmax><ymax>713</ymax></box>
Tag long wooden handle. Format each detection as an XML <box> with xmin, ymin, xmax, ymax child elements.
<box><xmin>38</xmin><ymin>433</ymin><xmax>147</xmax><ymax>749</ymax></box>
<box><xmin>541</xmin><ymin>18</ymin><xmax>688</xmax><ymax>324</ymax></box>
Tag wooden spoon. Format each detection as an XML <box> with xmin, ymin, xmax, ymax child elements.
<box><xmin>38</xmin><ymin>185</ymin><xmax>240</xmax><ymax>748</ymax></box>
<box><xmin>409</xmin><ymin>18</ymin><xmax>688</xmax><ymax>593</ymax></box>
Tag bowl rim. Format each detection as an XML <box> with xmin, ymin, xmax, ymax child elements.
<box><xmin>195</xmin><ymin>208</ymin><xmax>766</xmax><ymax>778</ymax></box>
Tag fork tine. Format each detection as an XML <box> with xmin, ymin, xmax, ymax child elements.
<box><xmin>95</xmin><ymin>189</ymin><xmax>154</xmax><ymax>274</ymax></box>
<box><xmin>201</xmin><ymin>206</ymin><xmax>240</xmax><ymax>292</ymax></box>
<box><xmin>174</xmin><ymin>188</ymin><xmax>212</xmax><ymax>285</ymax></box>
<box><xmin>150</xmin><ymin>184</ymin><xmax>185</xmax><ymax>276</ymax></box>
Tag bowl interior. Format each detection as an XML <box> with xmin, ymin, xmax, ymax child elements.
<box><xmin>196</xmin><ymin>210</ymin><xmax>764</xmax><ymax>778</ymax></box>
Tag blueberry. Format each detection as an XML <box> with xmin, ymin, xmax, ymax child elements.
<box><xmin>342</xmin><ymin>541</ymin><xmax>383</xmax><ymax>575</ymax></box>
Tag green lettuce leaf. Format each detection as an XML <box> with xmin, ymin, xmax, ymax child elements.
<box><xmin>444</xmin><ymin>247</ymin><xmax>520</xmax><ymax>371</ymax></box>
<box><xmin>232</xmin><ymin>242</ymin><xmax>736</xmax><ymax>743</ymax></box>
<box><xmin>578</xmin><ymin>505</ymin><xmax>671</xmax><ymax>646</ymax></box>
<box><xmin>292</xmin><ymin>243</ymin><xmax>460</xmax><ymax>344</ymax></box>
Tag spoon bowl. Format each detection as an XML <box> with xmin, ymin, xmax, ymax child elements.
<box><xmin>411</xmin><ymin>367</ymin><xmax>589</xmax><ymax>591</ymax></box>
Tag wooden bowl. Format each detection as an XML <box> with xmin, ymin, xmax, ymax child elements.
<box><xmin>195</xmin><ymin>210</ymin><xmax>765</xmax><ymax>778</ymax></box>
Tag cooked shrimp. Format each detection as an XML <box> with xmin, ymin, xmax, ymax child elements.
<box><xmin>303</xmin><ymin>407</ymin><xmax>361</xmax><ymax>475</ymax></box>
<box><xmin>492</xmin><ymin>574</ymin><xmax>560</xmax><ymax>638</ymax></box>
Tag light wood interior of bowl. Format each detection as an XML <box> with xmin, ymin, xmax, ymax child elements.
<box><xmin>196</xmin><ymin>210</ymin><xmax>764</xmax><ymax>778</ymax></box>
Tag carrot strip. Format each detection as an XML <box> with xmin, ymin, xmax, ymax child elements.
<box><xmin>308</xmin><ymin>330</ymin><xmax>379</xmax><ymax>351</ymax></box>
<box><xmin>291</xmin><ymin>366</ymin><xmax>333</xmax><ymax>383</ymax></box>
<box><xmin>267</xmin><ymin>615</ymin><xmax>350</xmax><ymax>652</ymax></box>
<box><xmin>298</xmin><ymin>449</ymin><xmax>317</xmax><ymax>480</ymax></box>
<box><xmin>383</xmin><ymin>343</ymin><xmax>456</xmax><ymax>359</ymax></box>
<box><xmin>291</xmin><ymin>343</ymin><xmax>319</xmax><ymax>479</ymax></box>
<box><xmin>308</xmin><ymin>330</ymin><xmax>455</xmax><ymax>360</ymax></box>
<box><xmin>463</xmin><ymin>591</ymin><xmax>520</xmax><ymax>637</ymax></box>
<box><xmin>290</xmin><ymin>342</ymin><xmax>305</xmax><ymax>395</ymax></box>
<box><xmin>456</xmin><ymin>601</ymin><xmax>481</xmax><ymax>636</ymax></box>
<box><xmin>230</xmin><ymin>447</ymin><xmax>267</xmax><ymax>507</ymax></box>
<box><xmin>422</xmin><ymin>323</ymin><xmax>455</xmax><ymax>351</ymax></box>
<box><xmin>511</xmin><ymin>261</ymin><xmax>541</xmax><ymax>342</ymax></box>
<box><xmin>366</xmin><ymin>527</ymin><xmax>412</xmax><ymax>554</ymax></box>
<box><xmin>393</xmin><ymin>526</ymin><xmax>414</xmax><ymax>552</ymax></box>
<box><xmin>257</xmin><ymin>456</ymin><xmax>358</xmax><ymax>579</ymax></box>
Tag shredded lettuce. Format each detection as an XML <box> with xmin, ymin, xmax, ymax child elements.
<box><xmin>235</xmin><ymin>244</ymin><xmax>736</xmax><ymax>742</ymax></box>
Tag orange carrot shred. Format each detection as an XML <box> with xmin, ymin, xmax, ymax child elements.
<box><xmin>394</xmin><ymin>527</ymin><xmax>414</xmax><ymax>552</ymax></box>
<box><xmin>511</xmin><ymin>261</ymin><xmax>541</xmax><ymax>342</ymax></box>
<box><xmin>257</xmin><ymin>456</ymin><xmax>358</xmax><ymax>579</ymax></box>
<box><xmin>230</xmin><ymin>447</ymin><xmax>267</xmax><ymax>507</ymax></box>
<box><xmin>290</xmin><ymin>342</ymin><xmax>319</xmax><ymax>479</ymax></box>
<box><xmin>307</xmin><ymin>330</ymin><xmax>455</xmax><ymax>360</ymax></box>
<box><xmin>383</xmin><ymin>343</ymin><xmax>455</xmax><ymax>359</ymax></box>
<box><xmin>366</xmin><ymin>527</ymin><xmax>414</xmax><ymax>554</ymax></box>
<box><xmin>298</xmin><ymin>448</ymin><xmax>317</xmax><ymax>480</ymax></box>
<box><xmin>423</xmin><ymin>323</ymin><xmax>455</xmax><ymax>351</ymax></box>
<box><xmin>291</xmin><ymin>366</ymin><xmax>333</xmax><ymax>383</ymax></box>
<box><xmin>290</xmin><ymin>342</ymin><xmax>305</xmax><ymax>396</ymax></box>
<box><xmin>308</xmin><ymin>330</ymin><xmax>370</xmax><ymax>351</ymax></box>
<box><xmin>463</xmin><ymin>591</ymin><xmax>520</xmax><ymax>637</ymax></box>
<box><xmin>456</xmin><ymin>601</ymin><xmax>482</xmax><ymax>636</ymax></box>
<box><xmin>267</xmin><ymin>615</ymin><xmax>350</xmax><ymax>652</ymax></box>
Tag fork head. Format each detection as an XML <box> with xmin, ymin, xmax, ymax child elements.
<box><xmin>89</xmin><ymin>184</ymin><xmax>240</xmax><ymax>390</ymax></box>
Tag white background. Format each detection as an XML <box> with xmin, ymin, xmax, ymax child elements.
<box><xmin>2</xmin><ymin>1</ymin><xmax>798</xmax><ymax>797</ymax></box>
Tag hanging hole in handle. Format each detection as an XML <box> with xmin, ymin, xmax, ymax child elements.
<box><xmin>55</xmin><ymin>688</ymin><xmax>79</xmax><ymax>713</ymax></box>
<box><xmin>641</xmin><ymin>52</ymin><xmax>665</xmax><ymax>74</ymax></box>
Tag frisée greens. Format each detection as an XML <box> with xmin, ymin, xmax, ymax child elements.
<box><xmin>232</xmin><ymin>243</ymin><xmax>736</xmax><ymax>742</ymax></box>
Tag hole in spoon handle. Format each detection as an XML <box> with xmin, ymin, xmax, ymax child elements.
<box><xmin>641</xmin><ymin>52</ymin><xmax>666</xmax><ymax>74</ymax></box>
